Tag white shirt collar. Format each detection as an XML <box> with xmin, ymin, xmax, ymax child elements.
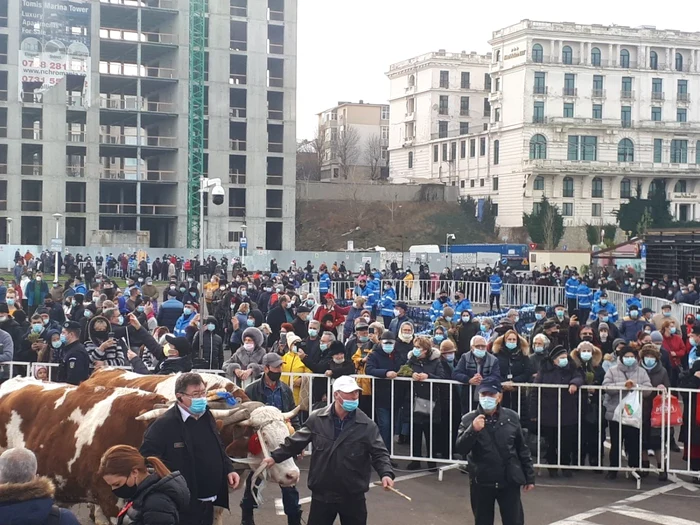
<box><xmin>177</xmin><ymin>403</ymin><xmax>200</xmax><ymax>422</ymax></box>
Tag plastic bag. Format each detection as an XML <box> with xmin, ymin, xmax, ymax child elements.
<box><xmin>651</xmin><ymin>394</ymin><xmax>683</xmax><ymax>428</ymax></box>
<box><xmin>613</xmin><ymin>391</ymin><xmax>642</xmax><ymax>429</ymax></box>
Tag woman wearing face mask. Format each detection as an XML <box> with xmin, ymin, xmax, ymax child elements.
<box><xmin>99</xmin><ymin>444</ymin><xmax>189</xmax><ymax>525</ymax></box>
<box><xmin>223</xmin><ymin>326</ymin><xmax>266</xmax><ymax>387</ymax></box>
<box><xmin>343</xmin><ymin>296</ymin><xmax>367</xmax><ymax>340</ymax></box>
<box><xmin>432</xmin><ymin>326</ymin><xmax>448</xmax><ymax>348</ymax></box>
<box><xmin>571</xmin><ymin>341</ymin><xmax>606</xmax><ymax>469</ymax></box>
<box><xmin>278</xmin><ymin>332</ymin><xmax>314</xmax><ymax>407</ymax></box>
<box><xmin>455</xmin><ymin>310</ymin><xmax>480</xmax><ymax>359</ymax></box>
<box><xmin>602</xmin><ymin>345</ymin><xmax>652</xmax><ymax>479</ymax></box>
<box><xmin>406</xmin><ymin>336</ymin><xmax>445</xmax><ymax>470</ymax></box>
<box><xmin>660</xmin><ymin>319</ymin><xmax>688</xmax><ymax>388</ymax></box>
<box><xmin>478</xmin><ymin>317</ymin><xmax>494</xmax><ymax>341</ymax></box>
<box><xmin>530</xmin><ymin>345</ymin><xmax>584</xmax><ymax>477</ymax></box>
<box><xmin>529</xmin><ymin>333</ymin><xmax>551</xmax><ymax>375</ymax></box>
<box><xmin>271</xmin><ymin>322</ymin><xmax>293</xmax><ymax>356</ymax></box>
<box><xmin>638</xmin><ymin>344</ymin><xmax>670</xmax><ymax>480</ymax></box>
<box><xmin>352</xmin><ymin>322</ymin><xmax>381</xmax><ymax>415</ymax></box>
<box><xmin>433</xmin><ymin>306</ymin><xmax>457</xmax><ymax>345</ymax></box>
<box><xmin>596</xmin><ymin>322</ymin><xmax>615</xmax><ymax>355</ymax></box>
<box><xmin>492</xmin><ymin>329</ymin><xmax>534</xmax><ymax>418</ymax></box>
<box><xmin>436</xmin><ymin>339</ymin><xmax>461</xmax><ymax>460</ymax></box>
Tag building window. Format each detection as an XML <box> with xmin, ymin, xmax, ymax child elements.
<box><xmin>534</xmin><ymin>176</ymin><xmax>545</xmax><ymax>190</ymax></box>
<box><xmin>439</xmin><ymin>95</ymin><xmax>448</xmax><ymax>115</ymax></box>
<box><xmin>562</xmin><ymin>45</ymin><xmax>573</xmax><ymax>65</ymax></box>
<box><xmin>493</xmin><ymin>177</ymin><xmax>499</xmax><ymax>190</ymax></box>
<box><xmin>563</xmin><ymin>202</ymin><xmax>574</xmax><ymax>216</ymax></box>
<box><xmin>621</xmin><ymin>76</ymin><xmax>632</xmax><ymax>97</ymax></box>
<box><xmin>470</xmin><ymin>139</ymin><xmax>476</xmax><ymax>157</ymax></box>
<box><xmin>442</xmin><ymin>143</ymin><xmax>448</xmax><ymax>161</ymax></box>
<box><xmin>652</xmin><ymin>77</ymin><xmax>663</xmax><ymax>96</ymax></box>
<box><xmin>677</xmin><ymin>108</ymin><xmax>687</xmax><ymax>123</ymax></box>
<box><xmin>534</xmin><ymin>71</ymin><xmax>546</xmax><ymax>94</ymax></box>
<box><xmin>461</xmin><ymin>71</ymin><xmax>470</xmax><ymax>89</ymax></box>
<box><xmin>470</xmin><ymin>180</ymin><xmax>475</xmax><ymax>188</ymax></box>
<box><xmin>564</xmin><ymin>73</ymin><xmax>576</xmax><ymax>96</ymax></box>
<box><xmin>592</xmin><ymin>203</ymin><xmax>602</xmax><ymax>217</ymax></box>
<box><xmin>617</xmin><ymin>138</ymin><xmax>634</xmax><ymax>162</ymax></box>
<box><xmin>439</xmin><ymin>70</ymin><xmax>449</xmax><ymax>88</ymax></box>
<box><xmin>650</xmin><ymin>51</ymin><xmax>658</xmax><ymax>70</ymax></box>
<box><xmin>654</xmin><ymin>138</ymin><xmax>663</xmax><ymax>163</ymax></box>
<box><xmin>675</xmin><ymin>180</ymin><xmax>687</xmax><ymax>193</ymax></box>
<box><xmin>671</xmin><ymin>139</ymin><xmax>688</xmax><ymax>163</ymax></box>
<box><xmin>381</xmin><ymin>105</ymin><xmax>389</xmax><ymax>120</ymax></box>
<box><xmin>495</xmin><ymin>78</ymin><xmax>501</xmax><ymax>92</ymax></box>
<box><xmin>620</xmin><ymin>179</ymin><xmax>631</xmax><ymax>198</ymax></box>
<box><xmin>480</xmin><ymin>179</ymin><xmax>485</xmax><ymax>187</ymax></box>
<box><xmin>621</xmin><ymin>106</ymin><xmax>632</xmax><ymax>128</ymax></box>
<box><xmin>563</xmin><ymin>177</ymin><xmax>574</xmax><ymax>198</ymax></box>
<box><xmin>563</xmin><ymin>102</ymin><xmax>574</xmax><ymax>118</ymax></box>
<box><xmin>495</xmin><ymin>50</ymin><xmax>501</xmax><ymax>62</ymax></box>
<box><xmin>433</xmin><ymin>145</ymin><xmax>438</xmax><ymax>162</ymax></box>
<box><xmin>592</xmin><ymin>104</ymin><xmax>602</xmax><ymax>120</ymax></box>
<box><xmin>533</xmin><ymin>101</ymin><xmax>545</xmax><ymax>123</ymax></box>
<box><xmin>678</xmin><ymin>79</ymin><xmax>688</xmax><ymax>96</ymax></box>
<box><xmin>460</xmin><ymin>180</ymin><xmax>465</xmax><ymax>188</ymax></box>
<box><xmin>532</xmin><ymin>43</ymin><xmax>543</xmax><ymax>63</ymax></box>
<box><xmin>494</xmin><ymin>108</ymin><xmax>501</xmax><ymax>122</ymax></box>
<box><xmin>479</xmin><ymin>137</ymin><xmax>486</xmax><ymax>156</ymax></box>
<box><xmin>493</xmin><ymin>140</ymin><xmax>500</xmax><ymax>165</ymax></box>
<box><xmin>460</xmin><ymin>96</ymin><xmax>469</xmax><ymax>116</ymax></box>
<box><xmin>492</xmin><ymin>203</ymin><xmax>498</xmax><ymax>216</ymax></box>
<box><xmin>483</xmin><ymin>98</ymin><xmax>491</xmax><ymax>117</ymax></box>
<box><xmin>591</xmin><ymin>47</ymin><xmax>601</xmax><ymax>66</ymax></box>
<box><xmin>484</xmin><ymin>73</ymin><xmax>492</xmax><ymax>91</ymax></box>
<box><xmin>228</xmin><ymin>231</ymin><xmax>242</xmax><ymax>242</ymax></box>
<box><xmin>451</xmin><ymin>142</ymin><xmax>457</xmax><ymax>161</ymax></box>
<box><xmin>460</xmin><ymin>122</ymin><xmax>469</xmax><ymax>135</ymax></box>
<box><xmin>697</xmin><ymin>141</ymin><xmax>700</xmax><ymax>164</ymax></box>
<box><xmin>592</xmin><ymin>177</ymin><xmax>604</xmax><ymax>198</ymax></box>
<box><xmin>438</xmin><ymin>121</ymin><xmax>448</xmax><ymax>138</ymax></box>
<box><xmin>381</xmin><ymin>126</ymin><xmax>389</xmax><ymax>140</ymax></box>
<box><xmin>533</xmin><ymin>202</ymin><xmax>542</xmax><ymax>214</ymax></box>
<box><xmin>568</xmin><ymin>135</ymin><xmax>598</xmax><ymax>161</ymax></box>
<box><xmin>530</xmin><ymin>134</ymin><xmax>547</xmax><ymax>159</ymax></box>
<box><xmin>408</xmin><ymin>74</ymin><xmax>415</xmax><ymax>87</ymax></box>
<box><xmin>676</xmin><ymin>52</ymin><xmax>684</xmax><ymax>72</ymax></box>
<box><xmin>620</xmin><ymin>48</ymin><xmax>630</xmax><ymax>68</ymax></box>
<box><xmin>593</xmin><ymin>75</ymin><xmax>604</xmax><ymax>91</ymax></box>
<box><xmin>408</xmin><ymin>151</ymin><xmax>413</xmax><ymax>168</ymax></box>
<box><xmin>651</xmin><ymin>107</ymin><xmax>661</xmax><ymax>121</ymax></box>
<box><xmin>460</xmin><ymin>140</ymin><xmax>466</xmax><ymax>158</ymax></box>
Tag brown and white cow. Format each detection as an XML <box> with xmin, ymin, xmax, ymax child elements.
<box><xmin>0</xmin><ymin>377</ymin><xmax>244</xmax><ymax>525</ymax></box>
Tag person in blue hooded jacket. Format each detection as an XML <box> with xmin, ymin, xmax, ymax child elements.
<box><xmin>430</xmin><ymin>288</ymin><xmax>454</xmax><ymax>322</ymax></box>
<box><xmin>565</xmin><ymin>274</ymin><xmax>580</xmax><ymax>314</ymax></box>
<box><xmin>319</xmin><ymin>270</ymin><xmax>331</xmax><ymax>299</ymax></box>
<box><xmin>453</xmin><ymin>290</ymin><xmax>473</xmax><ymax>317</ymax></box>
<box><xmin>173</xmin><ymin>301</ymin><xmax>198</xmax><ymax>337</ymax></box>
<box><xmin>576</xmin><ymin>282</ymin><xmax>593</xmax><ymax>324</ymax></box>
<box><xmin>590</xmin><ymin>292</ymin><xmax>619</xmax><ymax>323</ymax></box>
<box><xmin>379</xmin><ymin>282</ymin><xmax>397</xmax><ymax>328</ymax></box>
<box><xmin>488</xmin><ymin>273</ymin><xmax>503</xmax><ymax>311</ymax></box>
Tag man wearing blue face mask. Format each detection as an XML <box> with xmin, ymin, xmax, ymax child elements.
<box><xmin>263</xmin><ymin>376</ymin><xmax>394</xmax><ymax>525</ymax></box>
<box><xmin>174</xmin><ymin>301</ymin><xmax>198</xmax><ymax>337</ymax></box>
<box><xmin>453</xmin><ymin>335</ymin><xmax>501</xmax><ymax>415</ymax></box>
<box><xmin>141</xmin><ymin>372</ymin><xmax>240</xmax><ymax>525</ymax></box>
<box><xmin>456</xmin><ymin>376</ymin><xmax>535</xmax><ymax>525</ymax></box>
<box><xmin>590</xmin><ymin>291</ymin><xmax>618</xmax><ymax>323</ymax></box>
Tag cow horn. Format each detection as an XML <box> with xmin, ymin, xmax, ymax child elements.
<box><xmin>280</xmin><ymin>405</ymin><xmax>302</xmax><ymax>421</ymax></box>
<box><xmin>210</xmin><ymin>409</ymin><xmax>243</xmax><ymax>418</ymax></box>
<box><xmin>235</xmin><ymin>418</ymin><xmax>254</xmax><ymax>427</ymax></box>
<box><xmin>136</xmin><ymin>408</ymin><xmax>168</xmax><ymax>421</ymax></box>
<box><xmin>219</xmin><ymin>409</ymin><xmax>252</xmax><ymax>426</ymax></box>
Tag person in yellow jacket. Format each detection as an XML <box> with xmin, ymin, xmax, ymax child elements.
<box><xmin>280</xmin><ymin>332</ymin><xmax>312</xmax><ymax>407</ymax></box>
<box><xmin>203</xmin><ymin>274</ymin><xmax>220</xmax><ymax>306</ymax></box>
<box><xmin>352</xmin><ymin>321</ymin><xmax>383</xmax><ymax>415</ymax></box>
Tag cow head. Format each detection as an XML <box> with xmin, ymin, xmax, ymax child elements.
<box><xmin>235</xmin><ymin>405</ymin><xmax>301</xmax><ymax>487</ymax></box>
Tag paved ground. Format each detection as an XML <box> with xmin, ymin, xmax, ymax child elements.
<box><xmin>73</xmin><ymin>458</ymin><xmax>700</xmax><ymax>525</ymax></box>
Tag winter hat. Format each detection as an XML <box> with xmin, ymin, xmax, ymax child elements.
<box><xmin>612</xmin><ymin>338</ymin><xmax>626</xmax><ymax>351</ymax></box>
<box><xmin>617</xmin><ymin>344</ymin><xmax>638</xmax><ymax>359</ymax></box>
<box><xmin>381</xmin><ymin>330</ymin><xmax>396</xmax><ymax>342</ymax></box>
<box><xmin>543</xmin><ymin>319</ymin><xmax>559</xmax><ymax>330</ymax></box>
<box><xmin>598</xmin><ymin>322</ymin><xmax>609</xmax><ymax>332</ymax></box>
<box><xmin>286</xmin><ymin>332</ymin><xmax>302</xmax><ymax>348</ymax></box>
<box><xmin>443</xmin><ymin>307</ymin><xmax>455</xmax><ymax>318</ymax></box>
<box><xmin>650</xmin><ymin>331</ymin><xmax>664</xmax><ymax>344</ymax></box>
<box><xmin>0</xmin><ymin>304</ymin><xmax>8</xmax><ymax>314</ymax></box>
<box><xmin>242</xmin><ymin>326</ymin><xmax>264</xmax><ymax>348</ymax></box>
<box><xmin>548</xmin><ymin>344</ymin><xmax>568</xmax><ymax>361</ymax></box>
<box><xmin>329</xmin><ymin>341</ymin><xmax>346</xmax><ymax>356</ymax></box>
<box><xmin>639</xmin><ymin>343</ymin><xmax>660</xmax><ymax>360</ymax></box>
<box><xmin>164</xmin><ymin>334</ymin><xmax>191</xmax><ymax>357</ymax></box>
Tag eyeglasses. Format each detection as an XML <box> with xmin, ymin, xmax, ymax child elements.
<box><xmin>181</xmin><ymin>392</ymin><xmax>207</xmax><ymax>399</ymax></box>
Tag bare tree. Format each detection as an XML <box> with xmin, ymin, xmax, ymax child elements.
<box><xmin>384</xmin><ymin>192</ymin><xmax>401</xmax><ymax>222</ymax></box>
<box><xmin>364</xmin><ymin>134</ymin><xmax>383</xmax><ymax>181</ymax></box>
<box><xmin>336</xmin><ymin>125</ymin><xmax>360</xmax><ymax>179</ymax></box>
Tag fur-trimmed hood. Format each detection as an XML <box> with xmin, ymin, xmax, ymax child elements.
<box><xmin>407</xmin><ymin>348</ymin><xmax>441</xmax><ymax>362</ymax></box>
<box><xmin>0</xmin><ymin>476</ymin><xmax>55</xmax><ymax>503</ymax></box>
<box><xmin>492</xmin><ymin>333</ymin><xmax>530</xmax><ymax>356</ymax></box>
<box><xmin>571</xmin><ymin>342</ymin><xmax>603</xmax><ymax>367</ymax></box>
<box><xmin>639</xmin><ymin>343</ymin><xmax>660</xmax><ymax>360</ymax></box>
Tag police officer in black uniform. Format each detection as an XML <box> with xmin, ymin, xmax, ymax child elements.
<box><xmin>57</xmin><ymin>321</ymin><xmax>90</xmax><ymax>385</ymax></box>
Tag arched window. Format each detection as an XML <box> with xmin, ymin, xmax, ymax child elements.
<box><xmin>562</xmin><ymin>45</ymin><xmax>573</xmax><ymax>65</ymax></box>
<box><xmin>620</xmin><ymin>48</ymin><xmax>630</xmax><ymax>68</ymax></box>
<box><xmin>620</xmin><ymin>179</ymin><xmax>631</xmax><ymax>198</ymax></box>
<box><xmin>408</xmin><ymin>74</ymin><xmax>415</xmax><ymax>87</ymax></box>
<box><xmin>674</xmin><ymin>180</ymin><xmax>687</xmax><ymax>193</ymax></box>
<box><xmin>532</xmin><ymin>43</ymin><xmax>543</xmax><ymax>63</ymax></box>
<box><xmin>676</xmin><ymin>52</ymin><xmax>684</xmax><ymax>72</ymax></box>
<box><xmin>493</xmin><ymin>140</ymin><xmax>500</xmax><ymax>165</ymax></box>
<box><xmin>618</xmin><ymin>138</ymin><xmax>634</xmax><ymax>162</ymax></box>
<box><xmin>534</xmin><ymin>176</ymin><xmax>545</xmax><ymax>190</ymax></box>
<box><xmin>563</xmin><ymin>177</ymin><xmax>574</xmax><ymax>197</ymax></box>
<box><xmin>696</xmin><ymin>140</ymin><xmax>700</xmax><ymax>164</ymax></box>
<box><xmin>529</xmin><ymin>134</ymin><xmax>547</xmax><ymax>159</ymax></box>
<box><xmin>591</xmin><ymin>47</ymin><xmax>601</xmax><ymax>67</ymax></box>
<box><xmin>592</xmin><ymin>177</ymin><xmax>604</xmax><ymax>198</ymax></box>
<box><xmin>650</xmin><ymin>50</ymin><xmax>658</xmax><ymax>70</ymax></box>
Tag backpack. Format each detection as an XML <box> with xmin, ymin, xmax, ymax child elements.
<box><xmin>47</xmin><ymin>505</ymin><xmax>61</xmax><ymax>525</ymax></box>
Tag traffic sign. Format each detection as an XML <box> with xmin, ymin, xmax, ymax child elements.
<box><xmin>240</xmin><ymin>237</ymin><xmax>247</xmax><ymax>248</ymax></box>
<box><xmin>50</xmin><ymin>238</ymin><xmax>63</xmax><ymax>252</ymax></box>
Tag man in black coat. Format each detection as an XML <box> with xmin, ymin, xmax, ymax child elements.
<box><xmin>57</xmin><ymin>321</ymin><xmax>90</xmax><ymax>385</ymax></box>
<box><xmin>140</xmin><ymin>372</ymin><xmax>241</xmax><ymax>525</ymax></box>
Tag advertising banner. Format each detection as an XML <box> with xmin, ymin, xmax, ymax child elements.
<box><xmin>19</xmin><ymin>0</ymin><xmax>91</xmax><ymax>105</ymax></box>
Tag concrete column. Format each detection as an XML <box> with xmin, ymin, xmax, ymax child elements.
<box><xmin>608</xmin><ymin>44</ymin><xmax>614</xmax><ymax>66</ymax></box>
<box><xmin>671</xmin><ymin>48</ymin><xmax>676</xmax><ymax>70</ymax></box>
<box><xmin>580</xmin><ymin>41</ymin><xmax>586</xmax><ymax>65</ymax></box>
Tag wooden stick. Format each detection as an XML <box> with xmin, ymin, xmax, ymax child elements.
<box><xmin>374</xmin><ymin>482</ymin><xmax>412</xmax><ymax>501</ymax></box>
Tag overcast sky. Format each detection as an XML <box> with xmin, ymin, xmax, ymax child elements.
<box><xmin>295</xmin><ymin>0</ymin><xmax>700</xmax><ymax>140</ymax></box>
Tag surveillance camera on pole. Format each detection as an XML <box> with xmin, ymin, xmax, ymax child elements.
<box><xmin>211</xmin><ymin>185</ymin><xmax>225</xmax><ymax>205</ymax></box>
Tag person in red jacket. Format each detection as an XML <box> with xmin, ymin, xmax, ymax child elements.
<box><xmin>313</xmin><ymin>294</ymin><xmax>351</xmax><ymax>336</ymax></box>
<box><xmin>661</xmin><ymin>319</ymin><xmax>688</xmax><ymax>381</ymax></box>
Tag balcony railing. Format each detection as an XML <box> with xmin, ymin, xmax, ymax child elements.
<box><xmin>266</xmin><ymin>175</ymin><xmax>283</xmax><ymax>185</ymax></box>
<box><xmin>651</xmin><ymin>91</ymin><xmax>665</xmax><ymax>101</ymax></box>
<box><xmin>99</xmin><ymin>134</ymin><xmax>176</xmax><ymax>147</ymax></box>
<box><xmin>66</xmin><ymin>166</ymin><xmax>85</xmax><ymax>177</ymax></box>
<box><xmin>144</xmin><ymin>136</ymin><xmax>176</xmax><ymax>147</ymax></box>
<box><xmin>99</xmin><ymin>203</ymin><xmax>137</xmax><ymax>214</ymax></box>
<box><xmin>268</xmin><ymin>9</ymin><xmax>284</xmax><ymax>21</ymax></box>
<box><xmin>591</xmin><ymin>89</ymin><xmax>605</xmax><ymax>98</ymax></box>
<box><xmin>67</xmin><ymin>95</ymin><xmax>86</xmax><ymax>108</ymax></box>
<box><xmin>229</xmin><ymin>107</ymin><xmax>246</xmax><ymax>118</ymax></box>
<box><xmin>460</xmin><ymin>109</ymin><xmax>470</xmax><ymax>116</ymax></box>
<box><xmin>533</xmin><ymin>85</ymin><xmax>548</xmax><ymax>95</ymax></box>
<box><xmin>230</xmin><ymin>4</ymin><xmax>246</xmax><ymax>16</ymax></box>
<box><xmin>229</xmin><ymin>171</ymin><xmax>246</xmax><ymax>184</ymax></box>
<box><xmin>229</xmin><ymin>74</ymin><xmax>247</xmax><ymax>85</ymax></box>
<box><xmin>67</xmin><ymin>131</ymin><xmax>85</xmax><ymax>142</ymax></box>
<box><xmin>230</xmin><ymin>139</ymin><xmax>247</xmax><ymax>151</ymax></box>
<box><xmin>21</xmin><ymin>200</ymin><xmax>42</xmax><ymax>212</ymax></box>
<box><xmin>100</xmin><ymin>97</ymin><xmax>175</xmax><ymax>113</ymax></box>
<box><xmin>21</xmin><ymin>128</ymin><xmax>42</xmax><ymax>140</ymax></box>
<box><xmin>139</xmin><ymin>204</ymin><xmax>177</xmax><ymax>215</ymax></box>
<box><xmin>100</xmin><ymin>168</ymin><xmax>176</xmax><ymax>181</ymax></box>
<box><xmin>100</xmin><ymin>63</ymin><xmax>175</xmax><ymax>79</ymax></box>
<box><xmin>268</xmin><ymin>76</ymin><xmax>283</xmax><ymax>88</ymax></box>
<box><xmin>563</xmin><ymin>87</ymin><xmax>577</xmax><ymax>96</ymax></box>
<box><xmin>0</xmin><ymin>90</ymin><xmax>7</xmax><ymax>102</ymax></box>
<box><xmin>100</xmin><ymin>27</ymin><xmax>177</xmax><ymax>45</ymax></box>
<box><xmin>268</xmin><ymin>142</ymin><xmax>283</xmax><ymax>153</ymax></box>
<box><xmin>21</xmin><ymin>92</ymin><xmax>43</xmax><ymax>103</ymax></box>
<box><xmin>0</xmin><ymin>127</ymin><xmax>6</xmax><ymax>138</ymax></box>
<box><xmin>621</xmin><ymin>119</ymin><xmax>633</xmax><ymax>128</ymax></box>
<box><xmin>230</xmin><ymin>40</ymin><xmax>247</xmax><ymax>52</ymax></box>
<box><xmin>532</xmin><ymin>116</ymin><xmax>547</xmax><ymax>124</ymax></box>
<box><xmin>266</xmin><ymin>207</ymin><xmax>283</xmax><ymax>218</ymax></box>
<box><xmin>678</xmin><ymin>92</ymin><xmax>691</xmax><ymax>102</ymax></box>
<box><xmin>620</xmin><ymin>90</ymin><xmax>634</xmax><ymax>100</ymax></box>
<box><xmin>100</xmin><ymin>0</ymin><xmax>177</xmax><ymax>7</ymax></box>
<box><xmin>0</xmin><ymin>52</ymin><xmax>7</xmax><ymax>65</ymax></box>
<box><xmin>21</xmin><ymin>164</ymin><xmax>42</xmax><ymax>176</ymax></box>
<box><xmin>0</xmin><ymin>163</ymin><xmax>7</xmax><ymax>174</ymax></box>
<box><xmin>65</xmin><ymin>202</ymin><xmax>86</xmax><ymax>213</ymax></box>
<box><xmin>268</xmin><ymin>109</ymin><xmax>283</xmax><ymax>120</ymax></box>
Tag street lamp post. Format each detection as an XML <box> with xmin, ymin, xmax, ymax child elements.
<box><xmin>198</xmin><ymin>178</ymin><xmax>224</xmax><ymax>263</ymax></box>
<box><xmin>240</xmin><ymin>223</ymin><xmax>247</xmax><ymax>267</ymax></box>
<box><xmin>5</xmin><ymin>218</ymin><xmax>12</xmax><ymax>271</ymax></box>
<box><xmin>53</xmin><ymin>213</ymin><xmax>62</xmax><ymax>282</ymax></box>
<box><xmin>445</xmin><ymin>233</ymin><xmax>456</xmax><ymax>268</ymax></box>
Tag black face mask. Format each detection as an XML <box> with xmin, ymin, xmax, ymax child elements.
<box><xmin>581</xmin><ymin>336</ymin><xmax>593</xmax><ymax>342</ymax></box>
<box><xmin>267</xmin><ymin>371</ymin><xmax>282</xmax><ymax>383</ymax></box>
<box><xmin>112</xmin><ymin>478</ymin><xmax>138</xmax><ymax>500</ymax></box>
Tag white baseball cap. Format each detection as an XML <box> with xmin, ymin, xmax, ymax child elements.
<box><xmin>333</xmin><ymin>376</ymin><xmax>362</xmax><ymax>394</ymax></box>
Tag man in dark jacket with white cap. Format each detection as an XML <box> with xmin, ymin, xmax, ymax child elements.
<box><xmin>456</xmin><ymin>376</ymin><xmax>535</xmax><ymax>525</ymax></box>
<box><xmin>263</xmin><ymin>376</ymin><xmax>395</xmax><ymax>525</ymax></box>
